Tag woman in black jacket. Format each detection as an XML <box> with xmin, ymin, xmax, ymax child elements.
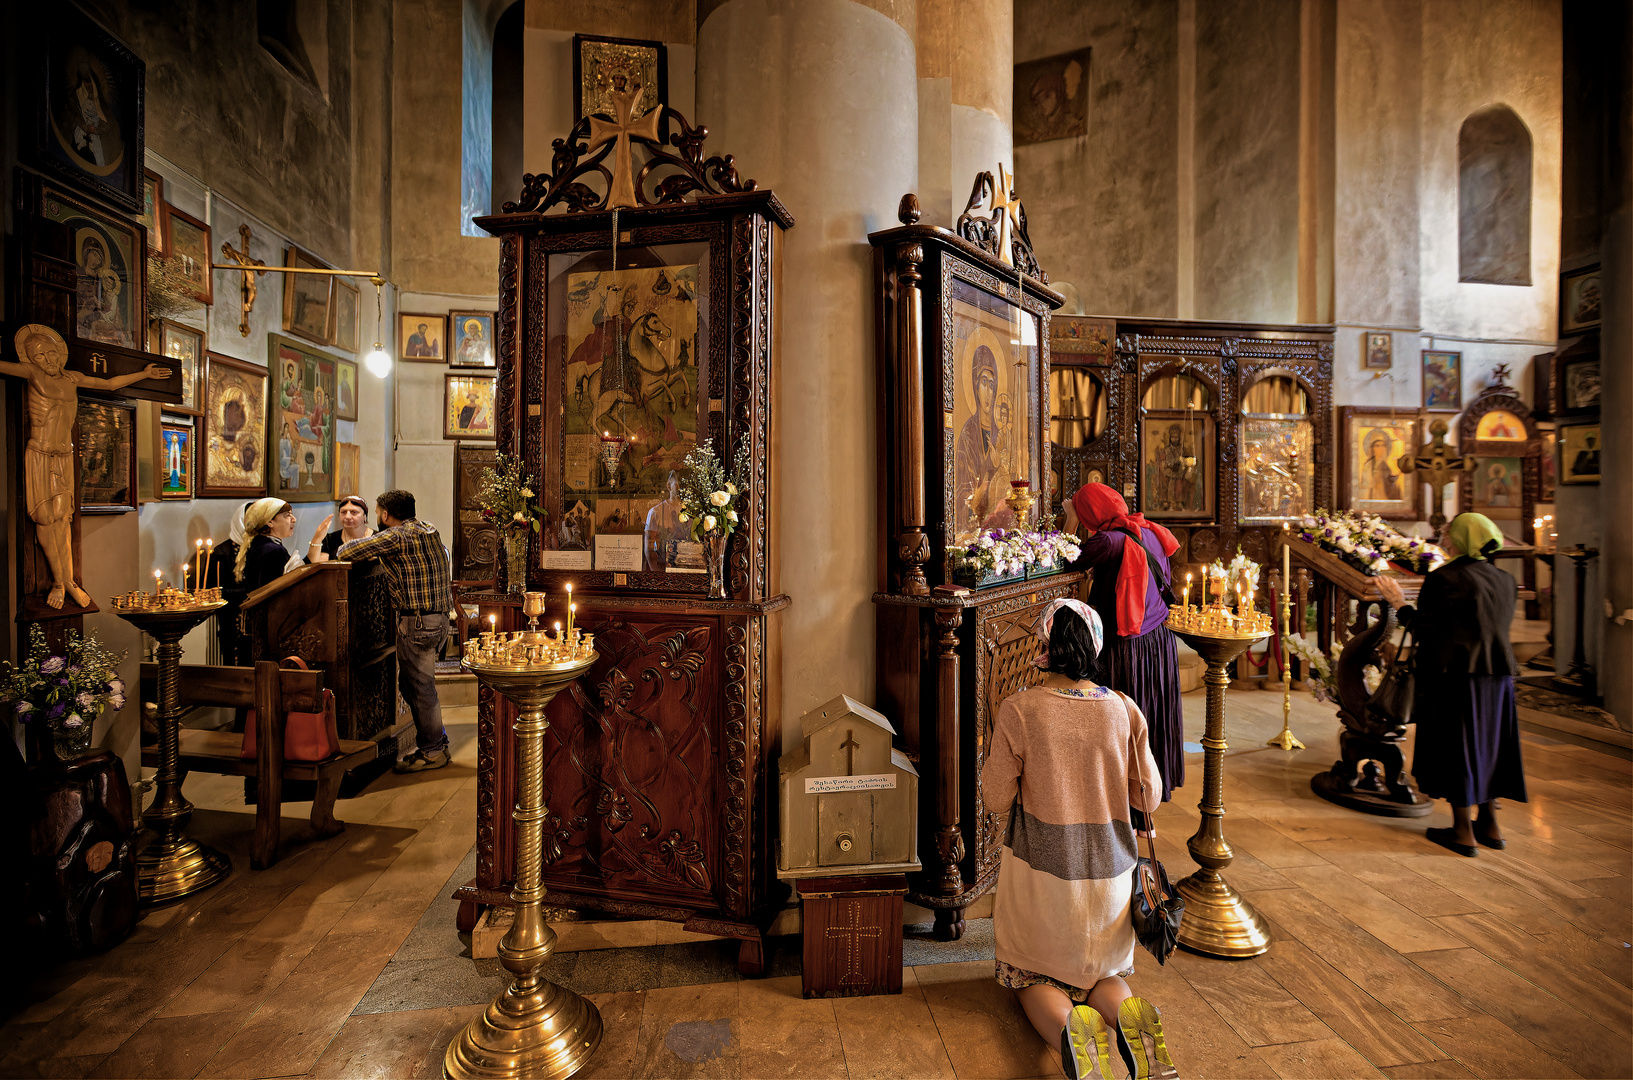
<box><xmin>1377</xmin><ymin>513</ymin><xmax>1525</xmax><ymax>857</ymax></box>
<box><xmin>234</xmin><ymin>497</ymin><xmax>300</xmax><ymax>594</ymax></box>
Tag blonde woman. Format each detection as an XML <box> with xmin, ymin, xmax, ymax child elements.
<box><xmin>234</xmin><ymin>497</ymin><xmax>298</xmax><ymax>593</ymax></box>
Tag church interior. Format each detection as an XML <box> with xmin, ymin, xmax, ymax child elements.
<box><xmin>1</xmin><ymin>1</ymin><xmax>1629</xmax><ymax>1078</ymax></box>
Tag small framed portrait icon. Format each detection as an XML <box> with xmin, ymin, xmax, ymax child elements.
<box><xmin>1363</xmin><ymin>332</ymin><xmax>1392</xmax><ymax>370</ymax></box>
<box><xmin>399</xmin><ymin>313</ymin><xmax>447</xmax><ymax>362</ymax></box>
<box><xmin>1559</xmin><ymin>264</ymin><xmax>1601</xmax><ymax>336</ymax></box>
<box><xmin>449</xmin><ymin>310</ymin><xmax>496</xmax><ymax>367</ymax></box>
<box><xmin>445</xmin><ymin>374</ymin><xmax>496</xmax><ymax>440</ymax></box>
<box><xmin>33</xmin><ymin>6</ymin><xmax>146</xmax><ymax>213</ymax></box>
<box><xmin>1421</xmin><ymin>350</ymin><xmax>1462</xmax><ymax>411</ymax></box>
<box><xmin>1559</xmin><ymin>423</ymin><xmax>1600</xmax><ymax>485</ymax></box>
<box><xmin>157</xmin><ymin>421</ymin><xmax>193</xmax><ymax>500</ymax></box>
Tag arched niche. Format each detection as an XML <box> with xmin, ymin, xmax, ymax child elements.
<box><xmin>1048</xmin><ymin>315</ymin><xmax>1120</xmax><ymax>516</ymax></box>
<box><xmin>1459</xmin><ymin>105</ymin><xmax>1533</xmax><ymax>286</ymax></box>
<box><xmin>1137</xmin><ymin>365</ymin><xmax>1217</xmax><ymax>522</ymax></box>
<box><xmin>1458</xmin><ymin>371</ymin><xmax>1542</xmax><ymax>614</ymax></box>
<box><xmin>1238</xmin><ymin>370</ymin><xmax>1315</xmax><ymax>525</ymax></box>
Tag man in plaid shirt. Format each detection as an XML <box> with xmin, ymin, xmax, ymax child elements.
<box><xmin>339</xmin><ymin>489</ymin><xmax>453</xmax><ymax>772</ymax></box>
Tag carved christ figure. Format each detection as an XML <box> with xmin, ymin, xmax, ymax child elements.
<box><xmin>2</xmin><ymin>324</ymin><xmax>168</xmax><ymax>608</ymax></box>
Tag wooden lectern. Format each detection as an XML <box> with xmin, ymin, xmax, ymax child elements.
<box><xmin>241</xmin><ymin>561</ymin><xmax>405</xmax><ymax>747</ymax></box>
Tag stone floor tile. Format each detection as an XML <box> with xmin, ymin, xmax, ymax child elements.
<box><xmin>631</xmin><ymin>981</ymin><xmax>742</xmax><ymax>1079</ymax></box>
<box><xmin>832</xmin><ymin>969</ymin><xmax>956</xmax><ymax>1080</ymax></box>
<box><xmin>575</xmin><ymin>990</ymin><xmax>650</xmax><ymax>1080</ymax></box>
<box><xmin>914</xmin><ymin>960</ymin><xmax>1057</xmax><ymax>1079</ymax></box>
<box><xmin>88</xmin><ymin>1011</ymin><xmax>242</xmax><ymax>1080</ymax></box>
<box><xmin>733</xmin><ymin>975</ymin><xmax>846</xmax><ymax>1080</ymax></box>
<box><xmin>302</xmin><ymin>1003</ymin><xmax>483</xmax><ymax>1079</ymax></box>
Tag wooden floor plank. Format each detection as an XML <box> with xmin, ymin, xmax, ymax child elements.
<box><xmin>1281</xmin><ymin>863</ymin><xmax>1467</xmax><ymax>954</ymax></box>
<box><xmin>1128</xmin><ymin>954</ymin><xmax>1281</xmax><ymax>1079</ymax></box>
<box><xmin>1245</xmin><ymin>888</ymin><xmax>1477</xmax><ymax>1023</ymax></box>
<box><xmin>1165</xmin><ymin>949</ymin><xmax>1335</xmax><ymax>1047</ymax></box>
<box><xmin>1411</xmin><ymin>1015</ymin><xmax>1582</xmax><ymax>1079</ymax></box>
<box><xmin>1430</xmin><ymin>912</ymin><xmax>1633</xmax><ymax>1033</ymax></box>
<box><xmin>1254</xmin><ymin>935</ymin><xmax>1449</xmax><ymax>1069</ymax></box>
<box><xmin>1256</xmin><ymin>1037</ymin><xmax>1386</xmax><ymax>1079</ymax></box>
<box><xmin>1378</xmin><ymin>1060</ymin><xmax>1478</xmax><ymax>1079</ymax></box>
<box><xmin>1301</xmin><ymin>843</ymin><xmax>1486</xmax><ymax>919</ymax></box>
<box><xmin>1408</xmin><ymin>947</ymin><xmax>1632</xmax><ymax>1079</ymax></box>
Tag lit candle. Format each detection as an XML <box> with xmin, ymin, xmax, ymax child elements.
<box><xmin>195</xmin><ymin>539</ymin><xmax>204</xmax><ymax>589</ymax></box>
<box><xmin>569</xmin><ymin>603</ymin><xmax>577</xmax><ymax>639</ymax></box>
<box><xmin>565</xmin><ymin>583</ymin><xmax>573</xmax><ymax>636</ymax></box>
<box><xmin>154</xmin><ymin>568</ymin><xmax>162</xmax><ymax>595</ymax></box>
<box><xmin>181</xmin><ymin>564</ymin><xmax>190</xmax><ymax>594</ymax></box>
<box><xmin>554</xmin><ymin>621</ymin><xmax>562</xmax><ymax>639</ymax></box>
<box><xmin>1184</xmin><ymin>572</ymin><xmax>1192</xmax><ymax>611</ymax></box>
<box><xmin>1282</xmin><ymin>522</ymin><xmax>1291</xmax><ymax>607</ymax></box>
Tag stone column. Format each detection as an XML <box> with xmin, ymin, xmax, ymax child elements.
<box><xmin>697</xmin><ymin>0</ymin><xmax>918</xmax><ymax>747</ymax></box>
<box><xmin>916</xmin><ymin>0</ymin><xmax>1014</xmax><ymax>228</ymax></box>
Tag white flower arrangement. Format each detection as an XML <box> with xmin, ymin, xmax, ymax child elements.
<box><xmin>1298</xmin><ymin>509</ymin><xmax>1444</xmax><ymax>576</ymax></box>
<box><xmin>678</xmin><ymin>436</ymin><xmax>751</xmax><ymax>541</ymax></box>
<box><xmin>947</xmin><ymin>528</ymin><xmax>1082</xmax><ymax>586</ymax></box>
<box><xmin>1285</xmin><ymin>633</ymin><xmax>1383</xmax><ymax>704</ymax></box>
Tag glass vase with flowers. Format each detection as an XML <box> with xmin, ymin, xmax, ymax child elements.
<box><xmin>477</xmin><ymin>453</ymin><xmax>548</xmax><ymax>594</ymax></box>
<box><xmin>677</xmin><ymin>436</ymin><xmax>751</xmax><ymax>599</ymax></box>
<box><xmin>3</xmin><ymin>625</ymin><xmax>128</xmax><ymax>761</ymax></box>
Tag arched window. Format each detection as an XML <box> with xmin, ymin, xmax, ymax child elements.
<box><xmin>490</xmin><ymin>2</ymin><xmax>525</xmax><ymax>222</ymax></box>
<box><xmin>1458</xmin><ymin>105</ymin><xmax>1532</xmax><ymax>286</ymax></box>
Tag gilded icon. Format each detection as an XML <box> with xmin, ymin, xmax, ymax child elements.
<box><xmin>199</xmin><ymin>352</ymin><xmax>267</xmax><ymax>498</ymax></box>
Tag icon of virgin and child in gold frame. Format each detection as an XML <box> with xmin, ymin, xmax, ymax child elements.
<box><xmin>948</xmin><ymin>278</ymin><xmax>1039</xmax><ymax>545</ymax></box>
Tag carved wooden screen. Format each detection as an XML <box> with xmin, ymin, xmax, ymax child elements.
<box><xmin>1048</xmin><ymin>315</ymin><xmax>1119</xmax><ymax>517</ymax></box>
<box><xmin>1113</xmin><ymin>321</ymin><xmax>1333</xmax><ymax>569</ymax></box>
<box><xmin>454</xmin><ymin>444</ymin><xmax>499</xmax><ymax>580</ymax></box>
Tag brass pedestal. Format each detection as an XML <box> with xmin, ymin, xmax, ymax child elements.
<box><xmin>1169</xmin><ymin>626</ymin><xmax>1272</xmax><ymax>958</ymax></box>
<box><xmin>445</xmin><ymin>654</ymin><xmax>603</xmax><ymax>1080</ymax></box>
<box><xmin>115</xmin><ymin>603</ymin><xmax>233</xmax><ymax>904</ymax></box>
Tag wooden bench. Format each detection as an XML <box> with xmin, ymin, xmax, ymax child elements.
<box><xmin>139</xmin><ymin>661</ymin><xmax>378</xmax><ymax>869</ymax></box>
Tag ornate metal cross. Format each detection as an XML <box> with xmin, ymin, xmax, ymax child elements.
<box><xmin>991</xmin><ymin>164</ymin><xmax>1020</xmax><ymax>267</ymax></box>
<box><xmin>840</xmin><ymin>729</ymin><xmax>860</xmax><ymax>776</ymax></box>
<box><xmin>1397</xmin><ymin>416</ymin><xmax>1476</xmax><ymax>530</ymax></box>
<box><xmin>218</xmin><ymin>224</ymin><xmax>267</xmax><ymax>338</ymax></box>
<box><xmin>587</xmin><ymin>75</ymin><xmax>663</xmax><ymax>210</ymax></box>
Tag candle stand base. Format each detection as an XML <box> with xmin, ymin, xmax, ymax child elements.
<box><xmin>137</xmin><ymin>836</ymin><xmax>232</xmax><ymax>905</ymax></box>
<box><xmin>1265</xmin><ymin>727</ymin><xmax>1305</xmax><ymax>751</ymax></box>
<box><xmin>1173</xmin><ymin>869</ymin><xmax>1272</xmax><ymax>958</ymax></box>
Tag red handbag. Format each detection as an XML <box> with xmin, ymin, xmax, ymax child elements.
<box><xmin>241</xmin><ymin>656</ymin><xmax>341</xmax><ymax>762</ymax></box>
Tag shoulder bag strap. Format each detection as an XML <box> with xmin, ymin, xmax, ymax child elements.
<box><xmin>1115</xmin><ymin>528</ymin><xmax>1177</xmax><ymax>606</ymax></box>
<box><xmin>1117</xmin><ymin>691</ymin><xmax>1162</xmax><ymax>871</ymax></box>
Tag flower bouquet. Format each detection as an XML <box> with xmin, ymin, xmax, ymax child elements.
<box><xmin>946</xmin><ymin>529</ymin><xmax>1082</xmax><ymax>588</ymax></box>
<box><xmin>3</xmin><ymin>625</ymin><xmax>127</xmax><ymax>758</ymax></box>
<box><xmin>1285</xmin><ymin>633</ymin><xmax>1382</xmax><ymax>706</ymax></box>
<box><xmin>478</xmin><ymin>453</ymin><xmax>548</xmax><ymax>593</ymax></box>
<box><xmin>1297</xmin><ymin>509</ymin><xmax>1444</xmax><ymax>577</ymax></box>
<box><xmin>677</xmin><ymin>436</ymin><xmax>751</xmax><ymax>597</ymax></box>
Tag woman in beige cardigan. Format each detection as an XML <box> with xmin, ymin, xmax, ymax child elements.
<box><xmin>982</xmin><ymin>599</ymin><xmax>1175</xmax><ymax>1080</ymax></box>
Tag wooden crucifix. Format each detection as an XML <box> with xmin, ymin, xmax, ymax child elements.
<box><xmin>1397</xmin><ymin>416</ymin><xmax>1476</xmax><ymax>530</ymax></box>
<box><xmin>218</xmin><ymin>224</ymin><xmax>267</xmax><ymax>338</ymax></box>
<box><xmin>587</xmin><ymin>73</ymin><xmax>663</xmax><ymax>210</ymax></box>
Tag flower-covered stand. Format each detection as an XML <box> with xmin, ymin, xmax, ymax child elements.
<box><xmin>1286</xmin><ymin>535</ymin><xmax>1422</xmax><ymax>657</ymax></box>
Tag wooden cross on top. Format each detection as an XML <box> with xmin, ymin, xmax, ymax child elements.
<box><xmin>1397</xmin><ymin>416</ymin><xmax>1476</xmax><ymax>530</ymax></box>
<box><xmin>588</xmin><ymin>73</ymin><xmax>663</xmax><ymax>210</ymax></box>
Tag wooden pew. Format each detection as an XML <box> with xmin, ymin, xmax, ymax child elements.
<box><xmin>139</xmin><ymin>661</ymin><xmax>378</xmax><ymax>868</ymax></box>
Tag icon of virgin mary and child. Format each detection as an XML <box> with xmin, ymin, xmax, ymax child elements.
<box><xmin>955</xmin><ymin>344</ymin><xmax>1020</xmax><ymax>535</ymax></box>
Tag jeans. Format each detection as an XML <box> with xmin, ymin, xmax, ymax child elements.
<box><xmin>398</xmin><ymin>613</ymin><xmax>449</xmax><ymax>754</ymax></box>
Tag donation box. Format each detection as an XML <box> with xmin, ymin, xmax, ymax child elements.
<box><xmin>778</xmin><ymin>695</ymin><xmax>919</xmax><ymax>877</ymax></box>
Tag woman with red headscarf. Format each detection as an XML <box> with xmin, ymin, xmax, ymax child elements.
<box><xmin>1065</xmin><ymin>483</ymin><xmax>1185</xmax><ymax>805</ymax></box>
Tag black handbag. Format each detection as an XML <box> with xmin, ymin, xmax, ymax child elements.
<box><xmin>1366</xmin><ymin>627</ymin><xmax>1416</xmax><ymax>728</ymax></box>
<box><xmin>1123</xmin><ymin>702</ymin><xmax>1184</xmax><ymax>965</ymax></box>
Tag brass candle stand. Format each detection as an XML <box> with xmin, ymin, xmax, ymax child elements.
<box><xmin>1165</xmin><ymin>612</ymin><xmax>1273</xmax><ymax>958</ymax></box>
<box><xmin>445</xmin><ymin>627</ymin><xmax>602</xmax><ymax>1080</ymax></box>
<box><xmin>111</xmin><ymin>591</ymin><xmax>231</xmax><ymax>903</ymax></box>
<box><xmin>1266</xmin><ymin>584</ymin><xmax>1304</xmax><ymax>751</ymax></box>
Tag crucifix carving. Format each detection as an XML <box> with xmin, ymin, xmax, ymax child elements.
<box><xmin>1397</xmin><ymin>417</ymin><xmax>1476</xmax><ymax>530</ymax></box>
<box><xmin>3</xmin><ymin>325</ymin><xmax>169</xmax><ymax>609</ymax></box>
<box><xmin>218</xmin><ymin>224</ymin><xmax>267</xmax><ymax>338</ymax></box>
<box><xmin>587</xmin><ymin>74</ymin><xmax>663</xmax><ymax>210</ymax></box>
<box><xmin>824</xmin><ymin>900</ymin><xmax>884</xmax><ymax>986</ymax></box>
<box><xmin>840</xmin><ymin>729</ymin><xmax>860</xmax><ymax>776</ymax></box>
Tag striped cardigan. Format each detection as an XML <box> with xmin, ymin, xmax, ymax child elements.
<box><xmin>981</xmin><ymin>685</ymin><xmax>1163</xmax><ymax>990</ymax></box>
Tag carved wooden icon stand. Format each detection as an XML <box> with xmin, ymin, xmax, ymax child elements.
<box><xmin>457</xmin><ymin>105</ymin><xmax>792</xmax><ymax>975</ymax></box>
<box><xmin>1309</xmin><ymin>604</ymin><xmax>1433</xmax><ymax>818</ymax></box>
<box><xmin>871</xmin><ymin>182</ymin><xmax>1070</xmax><ymax>941</ymax></box>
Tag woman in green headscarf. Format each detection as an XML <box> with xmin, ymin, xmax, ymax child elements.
<box><xmin>1377</xmin><ymin>513</ymin><xmax>1525</xmax><ymax>857</ymax></box>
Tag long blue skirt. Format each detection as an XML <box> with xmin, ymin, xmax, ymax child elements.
<box><xmin>1412</xmin><ymin>673</ymin><xmax>1527</xmax><ymax>807</ymax></box>
<box><xmin>1101</xmin><ymin>624</ymin><xmax>1184</xmax><ymax>803</ymax></box>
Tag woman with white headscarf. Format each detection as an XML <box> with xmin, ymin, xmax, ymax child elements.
<box><xmin>982</xmin><ymin>599</ymin><xmax>1174</xmax><ymax>1080</ymax></box>
<box><xmin>234</xmin><ymin>497</ymin><xmax>300</xmax><ymax>594</ymax></box>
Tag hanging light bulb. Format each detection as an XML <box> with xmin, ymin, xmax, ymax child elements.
<box><xmin>365</xmin><ymin>277</ymin><xmax>392</xmax><ymax>378</ymax></box>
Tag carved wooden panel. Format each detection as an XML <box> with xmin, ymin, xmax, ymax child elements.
<box><xmin>541</xmin><ymin>612</ymin><xmax>723</xmax><ymax>910</ymax></box>
<box><xmin>454</xmin><ymin>444</ymin><xmax>500</xmax><ymax>580</ymax></box>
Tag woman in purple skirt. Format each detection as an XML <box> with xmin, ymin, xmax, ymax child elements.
<box><xmin>1065</xmin><ymin>483</ymin><xmax>1186</xmax><ymax>809</ymax></box>
<box><xmin>1377</xmin><ymin>512</ymin><xmax>1526</xmax><ymax>856</ymax></box>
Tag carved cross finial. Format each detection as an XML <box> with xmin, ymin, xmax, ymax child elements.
<box><xmin>587</xmin><ymin>80</ymin><xmax>664</xmax><ymax>210</ymax></box>
<box><xmin>840</xmin><ymin>728</ymin><xmax>861</xmax><ymax>776</ymax></box>
<box><xmin>1490</xmin><ymin>362</ymin><xmax>1513</xmax><ymax>388</ymax></box>
<box><xmin>992</xmin><ymin>164</ymin><xmax>1020</xmax><ymax>267</ymax></box>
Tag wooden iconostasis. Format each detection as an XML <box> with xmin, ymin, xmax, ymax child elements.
<box><xmin>1050</xmin><ymin>316</ymin><xmax>1334</xmax><ymax>575</ymax></box>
